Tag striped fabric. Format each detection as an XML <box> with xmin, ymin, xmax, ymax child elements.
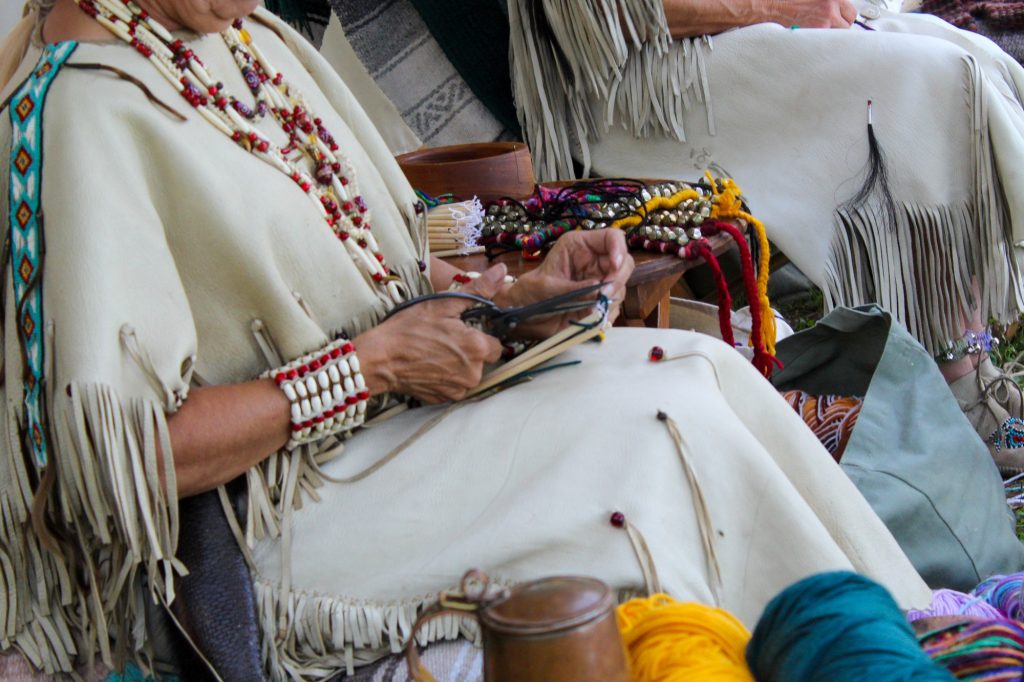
<box><xmin>328</xmin><ymin>0</ymin><xmax>510</xmax><ymax>146</ymax></box>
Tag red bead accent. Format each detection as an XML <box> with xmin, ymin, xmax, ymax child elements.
<box><xmin>329</xmin><ymin>143</ymin><xmax>339</xmax><ymax>152</ymax></box>
<box><xmin>302</xmin><ymin>420</ymin><xmax>313</xmax><ymax>429</ymax></box>
<box><xmin>357</xmin><ymin>239</ymin><xmax>368</xmax><ymax>248</ymax></box>
<box><xmin>352</xmin><ymin>217</ymin><xmax>363</xmax><ymax>226</ymax></box>
<box><xmin>372</xmin><ymin>273</ymin><xmax>383</xmax><ymax>282</ymax></box>
<box><xmin>298</xmin><ymin>364</ymin><xmax>309</xmax><ymax>375</ymax></box>
<box><xmin>287</xmin><ymin>369</ymin><xmax>299</xmax><ymax>380</ymax></box>
<box><xmin>340</xmin><ymin>177</ymin><xmax>349</xmax><ymax>186</ymax></box>
<box><xmin>309</xmin><ymin>359</ymin><xmax>321</xmax><ymax>371</ymax></box>
<box><xmin>247</xmin><ymin>132</ymin><xmax>258</xmax><ymax>142</ymax></box>
<box><xmin>274</xmin><ymin>372</ymin><xmax>286</xmax><ymax>384</ymax></box>
<box><xmin>330</xmin><ymin>348</ymin><xmax>343</xmax><ymax>359</ymax></box>
<box><xmin>610</xmin><ymin>512</ymin><xmax>626</xmax><ymax>528</ymax></box>
<box><xmin>300</xmin><ymin>182</ymin><xmax>311</xmax><ymax>192</ymax></box>
<box><xmin>215</xmin><ymin>97</ymin><xmax>228</xmax><ymax>109</ymax></box>
<box><xmin>342</xmin><ymin>202</ymin><xmax>353</xmax><ymax>212</ymax></box>
<box><xmin>338</xmin><ymin>232</ymin><xmax>350</xmax><ymax>241</ymax></box>
<box><xmin>357</xmin><ymin>391</ymin><xmax>370</xmax><ymax>401</ymax></box>
<box><xmin>313</xmin><ymin>415</ymin><xmax>325</xmax><ymax>424</ymax></box>
<box><xmin>273</xmin><ymin>74</ymin><xmax>283</xmax><ymax>85</ymax></box>
<box><xmin>291</xmin><ymin>423</ymin><xmax>304</xmax><ymax>432</ymax></box>
<box><xmin>342</xmin><ymin>343</ymin><xmax>355</xmax><ymax>355</ymax></box>
<box><xmin>257</xmin><ymin>141</ymin><xmax>269</xmax><ymax>153</ymax></box>
<box><xmin>649</xmin><ymin>346</ymin><xmax>665</xmax><ymax>362</ymax></box>
<box><xmin>346</xmin><ymin>396</ymin><xmax>358</xmax><ymax>406</ymax></box>
<box><xmin>375</xmin><ymin>253</ymin><xmax>384</xmax><ymax>262</ymax></box>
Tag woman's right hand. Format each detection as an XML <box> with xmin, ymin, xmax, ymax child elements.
<box><xmin>354</xmin><ymin>267</ymin><xmax>506</xmax><ymax>404</ymax></box>
<box><xmin>761</xmin><ymin>0</ymin><xmax>858</xmax><ymax>28</ymax></box>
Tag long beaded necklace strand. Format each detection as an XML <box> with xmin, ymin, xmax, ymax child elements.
<box><xmin>73</xmin><ymin>0</ymin><xmax>407</xmax><ymax>306</ymax></box>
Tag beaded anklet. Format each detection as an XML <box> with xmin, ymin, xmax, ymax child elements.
<box><xmin>263</xmin><ymin>339</ymin><xmax>369</xmax><ymax>450</ymax></box>
<box><xmin>938</xmin><ymin>329</ymin><xmax>997</xmax><ymax>363</ymax></box>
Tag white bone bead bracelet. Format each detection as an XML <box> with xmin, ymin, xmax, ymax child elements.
<box><xmin>262</xmin><ymin>338</ymin><xmax>370</xmax><ymax>450</ymax></box>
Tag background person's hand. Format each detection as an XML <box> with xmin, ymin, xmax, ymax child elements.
<box><xmin>763</xmin><ymin>0</ymin><xmax>858</xmax><ymax>28</ymax></box>
<box><xmin>355</xmin><ymin>267</ymin><xmax>506</xmax><ymax>403</ymax></box>
<box><xmin>494</xmin><ymin>230</ymin><xmax>635</xmax><ymax>339</ymax></box>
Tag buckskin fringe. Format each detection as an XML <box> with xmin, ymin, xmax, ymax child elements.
<box><xmin>254</xmin><ymin>578</ymin><xmax>484</xmax><ymax>681</ymax></box>
<box><xmin>824</xmin><ymin>56</ymin><xmax>1024</xmax><ymax>355</ymax></box>
<box><xmin>0</xmin><ymin>380</ymin><xmax>185</xmax><ymax>675</ymax></box>
<box><xmin>509</xmin><ymin>0</ymin><xmax>713</xmax><ymax>181</ymax></box>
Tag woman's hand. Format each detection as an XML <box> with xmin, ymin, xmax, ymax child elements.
<box><xmin>761</xmin><ymin>0</ymin><xmax>858</xmax><ymax>28</ymax></box>
<box><xmin>494</xmin><ymin>230</ymin><xmax>635</xmax><ymax>339</ymax></box>
<box><xmin>663</xmin><ymin>0</ymin><xmax>857</xmax><ymax>37</ymax></box>
<box><xmin>355</xmin><ymin>268</ymin><xmax>506</xmax><ymax>404</ymax></box>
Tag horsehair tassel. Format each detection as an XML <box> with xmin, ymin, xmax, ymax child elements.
<box><xmin>705</xmin><ymin>173</ymin><xmax>778</xmax><ymax>358</ymax></box>
<box><xmin>686</xmin><ymin>239</ymin><xmax>735</xmax><ymax>348</ymax></box>
<box><xmin>840</xmin><ymin>100</ymin><xmax>899</xmax><ymax>232</ymax></box>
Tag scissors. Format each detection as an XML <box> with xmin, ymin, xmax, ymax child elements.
<box><xmin>381</xmin><ymin>282</ymin><xmax>607</xmax><ymax>341</ymax></box>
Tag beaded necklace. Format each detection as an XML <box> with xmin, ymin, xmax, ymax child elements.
<box><xmin>73</xmin><ymin>0</ymin><xmax>407</xmax><ymax>305</ymax></box>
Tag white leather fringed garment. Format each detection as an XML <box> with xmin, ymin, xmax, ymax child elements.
<box><xmin>509</xmin><ymin>0</ymin><xmax>1024</xmax><ymax>354</ymax></box>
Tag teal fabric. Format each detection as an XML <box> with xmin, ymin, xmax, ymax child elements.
<box><xmin>406</xmin><ymin>0</ymin><xmax>522</xmax><ymax>137</ymax></box>
<box><xmin>772</xmin><ymin>305</ymin><xmax>1024</xmax><ymax>591</ymax></box>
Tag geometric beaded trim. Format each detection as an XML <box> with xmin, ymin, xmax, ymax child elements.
<box><xmin>990</xmin><ymin>417</ymin><xmax>1024</xmax><ymax>452</ymax></box>
<box><xmin>7</xmin><ymin>42</ymin><xmax>79</xmax><ymax>468</ymax></box>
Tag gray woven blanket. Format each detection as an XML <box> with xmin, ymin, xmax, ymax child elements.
<box><xmin>329</xmin><ymin>0</ymin><xmax>509</xmax><ymax>146</ymax></box>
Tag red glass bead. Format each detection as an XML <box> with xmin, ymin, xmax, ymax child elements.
<box><xmin>319</xmin><ymin>354</ymin><xmax>331</xmax><ymax>365</ymax></box>
<box><xmin>257</xmin><ymin>141</ymin><xmax>269</xmax><ymax>153</ymax></box>
<box><xmin>274</xmin><ymin>372</ymin><xmax>286</xmax><ymax>384</ymax></box>
<box><xmin>247</xmin><ymin>132</ymin><xmax>258</xmax><ymax>142</ymax></box>
<box><xmin>375</xmin><ymin>253</ymin><xmax>384</xmax><ymax>262</ymax></box>
<box><xmin>346</xmin><ymin>396</ymin><xmax>358</xmax><ymax>406</ymax></box>
<box><xmin>273</xmin><ymin>74</ymin><xmax>283</xmax><ymax>85</ymax></box>
<box><xmin>352</xmin><ymin>217</ymin><xmax>363</xmax><ymax>226</ymax></box>
<box><xmin>342</xmin><ymin>202</ymin><xmax>353</xmax><ymax>212</ymax></box>
<box><xmin>300</xmin><ymin>182</ymin><xmax>311</xmax><ymax>192</ymax></box>
<box><xmin>357</xmin><ymin>391</ymin><xmax>370</xmax><ymax>401</ymax></box>
<box><xmin>286</xmin><ymin>369</ymin><xmax>299</xmax><ymax>380</ymax></box>
<box><xmin>649</xmin><ymin>346</ymin><xmax>665</xmax><ymax>362</ymax></box>
<box><xmin>291</xmin><ymin>423</ymin><xmax>303</xmax><ymax>432</ymax></box>
<box><xmin>340</xmin><ymin>178</ymin><xmax>349</xmax><ymax>186</ymax></box>
<box><xmin>298</xmin><ymin>364</ymin><xmax>309</xmax><ymax>375</ymax></box>
<box><xmin>332</xmin><ymin>163</ymin><xmax>342</xmax><ymax>173</ymax></box>
<box><xmin>342</xmin><ymin>343</ymin><xmax>355</xmax><ymax>354</ymax></box>
<box><xmin>610</xmin><ymin>512</ymin><xmax>626</xmax><ymax>528</ymax></box>
<box><xmin>309</xmin><ymin>359</ymin><xmax>321</xmax><ymax>371</ymax></box>
<box><xmin>330</xmin><ymin>348</ymin><xmax>342</xmax><ymax>359</ymax></box>
<box><xmin>338</xmin><ymin>232</ymin><xmax>350</xmax><ymax>241</ymax></box>
<box><xmin>313</xmin><ymin>415</ymin><xmax>325</xmax><ymax>424</ymax></box>
<box><xmin>357</xmin><ymin>239</ymin><xmax>368</xmax><ymax>248</ymax></box>
<box><xmin>302</xmin><ymin>420</ymin><xmax>313</xmax><ymax>429</ymax></box>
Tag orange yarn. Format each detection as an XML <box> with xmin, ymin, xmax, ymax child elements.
<box><xmin>617</xmin><ymin>595</ymin><xmax>755</xmax><ymax>681</ymax></box>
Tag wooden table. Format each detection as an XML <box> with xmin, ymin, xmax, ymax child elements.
<box><xmin>442</xmin><ymin>233</ymin><xmax>736</xmax><ymax>329</ymax></box>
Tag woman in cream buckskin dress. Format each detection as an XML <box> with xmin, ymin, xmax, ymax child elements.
<box><xmin>0</xmin><ymin>0</ymin><xmax>936</xmax><ymax>679</ymax></box>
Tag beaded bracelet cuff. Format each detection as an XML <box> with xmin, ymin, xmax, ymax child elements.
<box><xmin>937</xmin><ymin>329</ymin><xmax>997</xmax><ymax>362</ymax></box>
<box><xmin>263</xmin><ymin>338</ymin><xmax>370</xmax><ymax>450</ymax></box>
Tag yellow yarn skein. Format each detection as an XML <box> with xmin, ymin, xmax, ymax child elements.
<box><xmin>705</xmin><ymin>173</ymin><xmax>777</xmax><ymax>357</ymax></box>
<box><xmin>617</xmin><ymin>594</ymin><xmax>755</xmax><ymax>682</ymax></box>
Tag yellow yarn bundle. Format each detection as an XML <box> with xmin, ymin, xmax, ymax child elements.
<box><xmin>617</xmin><ymin>594</ymin><xmax>755</xmax><ymax>682</ymax></box>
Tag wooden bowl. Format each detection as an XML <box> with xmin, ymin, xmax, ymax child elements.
<box><xmin>396</xmin><ymin>142</ymin><xmax>535</xmax><ymax>201</ymax></box>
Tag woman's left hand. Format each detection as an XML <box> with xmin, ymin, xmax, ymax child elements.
<box><xmin>494</xmin><ymin>229</ymin><xmax>635</xmax><ymax>339</ymax></box>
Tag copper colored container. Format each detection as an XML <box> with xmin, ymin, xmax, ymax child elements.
<box><xmin>406</xmin><ymin>571</ymin><xmax>630</xmax><ymax>682</ymax></box>
<box><xmin>396</xmin><ymin>142</ymin><xmax>536</xmax><ymax>201</ymax></box>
